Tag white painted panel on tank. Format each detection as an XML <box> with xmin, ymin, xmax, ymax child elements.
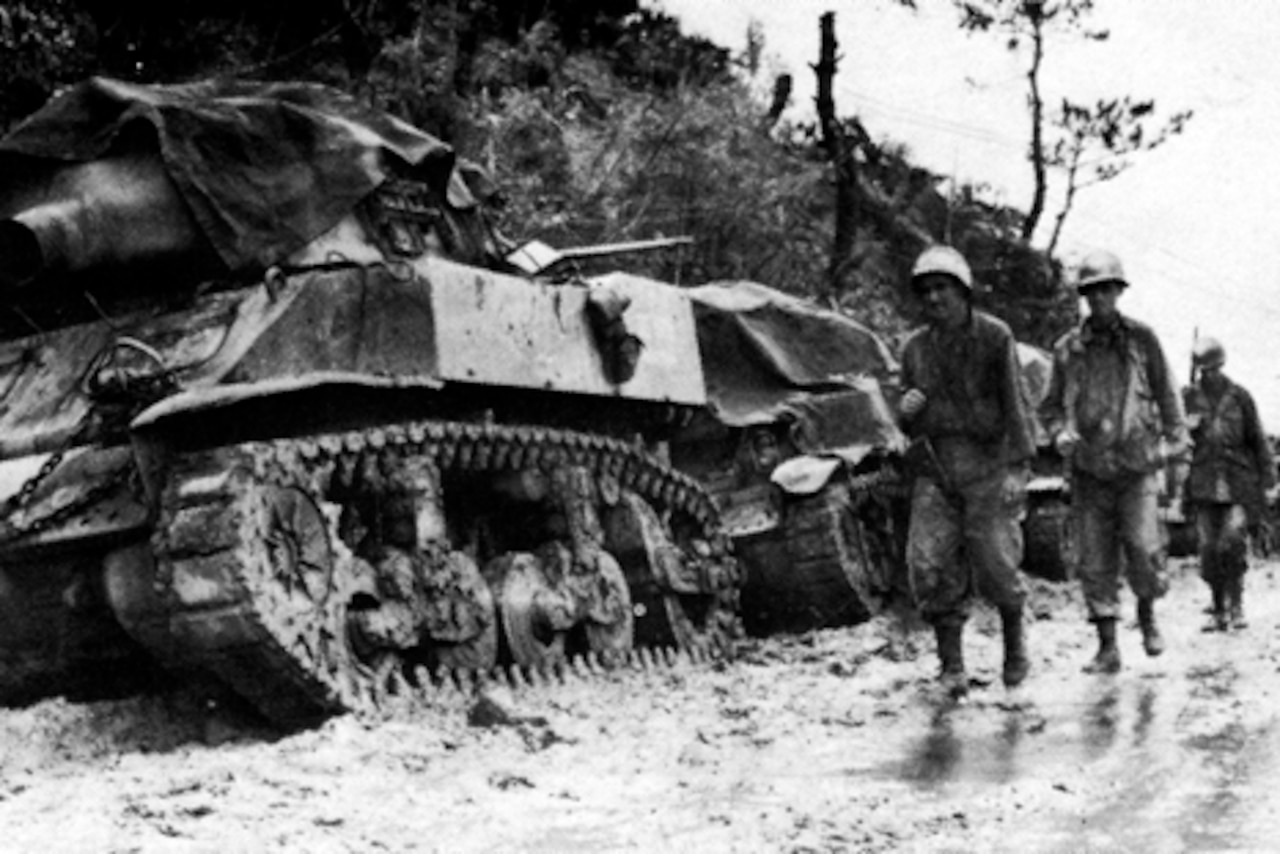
<box><xmin>425</xmin><ymin>258</ymin><xmax>705</xmax><ymax>405</ymax></box>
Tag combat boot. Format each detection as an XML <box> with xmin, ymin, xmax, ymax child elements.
<box><xmin>1137</xmin><ymin>598</ymin><xmax>1165</xmax><ymax>656</ymax></box>
<box><xmin>933</xmin><ymin>618</ymin><xmax>969</xmax><ymax>700</ymax></box>
<box><xmin>1227</xmin><ymin>576</ymin><xmax>1248</xmax><ymax>630</ymax></box>
<box><xmin>1201</xmin><ymin>583</ymin><xmax>1228</xmax><ymax>633</ymax></box>
<box><xmin>1082</xmin><ymin>617</ymin><xmax>1121</xmax><ymax>674</ymax></box>
<box><xmin>1000</xmin><ymin>607</ymin><xmax>1030</xmax><ymax>688</ymax></box>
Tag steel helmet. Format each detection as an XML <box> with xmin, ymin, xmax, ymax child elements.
<box><xmin>1193</xmin><ymin>336</ymin><xmax>1225</xmax><ymax>369</ymax></box>
<box><xmin>1076</xmin><ymin>249</ymin><xmax>1128</xmax><ymax>292</ymax></box>
<box><xmin>911</xmin><ymin>245</ymin><xmax>973</xmax><ymax>292</ymax></box>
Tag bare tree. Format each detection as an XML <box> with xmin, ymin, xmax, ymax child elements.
<box><xmin>814</xmin><ymin>11</ymin><xmax>857</xmax><ymax>304</ymax></box>
<box><xmin>952</xmin><ymin>0</ymin><xmax>1190</xmax><ymax>244</ymax></box>
<box><xmin>1044</xmin><ymin>97</ymin><xmax>1193</xmax><ymax>254</ymax></box>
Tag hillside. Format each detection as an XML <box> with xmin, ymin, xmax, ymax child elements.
<box><xmin>1</xmin><ymin>1</ymin><xmax>1078</xmax><ymax>348</ymax></box>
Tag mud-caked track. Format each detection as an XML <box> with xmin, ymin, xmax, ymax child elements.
<box><xmin>123</xmin><ymin>419</ymin><xmax>741</xmax><ymax>726</ymax></box>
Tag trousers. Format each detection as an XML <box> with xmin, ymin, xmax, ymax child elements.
<box><xmin>907</xmin><ymin>467</ymin><xmax>1027</xmax><ymax>622</ymax></box>
<box><xmin>1194</xmin><ymin>502</ymin><xmax>1249</xmax><ymax>586</ymax></box>
<box><xmin>1073</xmin><ymin>469</ymin><xmax>1168</xmax><ymax>620</ymax></box>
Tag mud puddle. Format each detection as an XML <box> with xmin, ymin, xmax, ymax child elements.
<box><xmin>846</xmin><ymin>570</ymin><xmax>1280</xmax><ymax>853</ymax></box>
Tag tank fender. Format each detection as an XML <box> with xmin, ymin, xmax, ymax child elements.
<box><xmin>127</xmin><ymin>374</ymin><xmax>443</xmax><ymax>505</ymax></box>
<box><xmin>130</xmin><ymin>372</ymin><xmax>444</xmax><ymax>432</ymax></box>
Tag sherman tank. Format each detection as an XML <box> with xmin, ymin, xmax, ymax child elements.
<box><xmin>0</xmin><ymin>78</ymin><xmax>740</xmax><ymax>727</ymax></box>
<box><xmin>663</xmin><ymin>282</ymin><xmax>909</xmax><ymax>635</ymax></box>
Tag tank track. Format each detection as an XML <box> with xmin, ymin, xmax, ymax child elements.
<box><xmin>356</xmin><ymin>638</ymin><xmax>722</xmax><ymax>725</ymax></box>
<box><xmin>740</xmin><ymin>467</ymin><xmax>903</xmax><ymax>635</ymax></box>
<box><xmin>1023</xmin><ymin>493</ymin><xmax>1075</xmax><ymax>582</ymax></box>
<box><xmin>145</xmin><ymin>418</ymin><xmax>741</xmax><ymax>727</ymax></box>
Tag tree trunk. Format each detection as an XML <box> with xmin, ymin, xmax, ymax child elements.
<box><xmin>1045</xmin><ymin>140</ymin><xmax>1082</xmax><ymax>255</ymax></box>
<box><xmin>1021</xmin><ymin>10</ymin><xmax>1047</xmax><ymax>242</ymax></box>
<box><xmin>814</xmin><ymin>12</ymin><xmax>857</xmax><ymax>306</ymax></box>
<box><xmin>764</xmin><ymin>73</ymin><xmax>793</xmax><ymax>130</ymax></box>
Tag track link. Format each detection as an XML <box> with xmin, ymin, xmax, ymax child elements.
<box><xmin>146</xmin><ymin>419</ymin><xmax>741</xmax><ymax>727</ymax></box>
<box><xmin>357</xmin><ymin>640</ymin><xmax>727</xmax><ymax>723</ymax></box>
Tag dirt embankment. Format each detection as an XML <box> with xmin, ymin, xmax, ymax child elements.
<box><xmin>2</xmin><ymin>558</ymin><xmax>1279</xmax><ymax>853</ymax></box>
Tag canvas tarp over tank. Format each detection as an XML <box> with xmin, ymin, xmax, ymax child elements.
<box><xmin>686</xmin><ymin>280</ymin><xmax>905</xmax><ymax>460</ymax></box>
<box><xmin>0</xmin><ymin>77</ymin><xmax>463</xmax><ymax>273</ymax></box>
<box><xmin>1016</xmin><ymin>340</ymin><xmax>1054</xmax><ymax>447</ymax></box>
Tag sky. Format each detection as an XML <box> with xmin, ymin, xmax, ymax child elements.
<box><xmin>647</xmin><ymin>0</ymin><xmax>1280</xmax><ymax>428</ymax></box>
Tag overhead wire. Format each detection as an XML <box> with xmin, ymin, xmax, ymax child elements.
<box><xmin>843</xmin><ymin>90</ymin><xmax>1027</xmax><ymax>150</ymax></box>
<box><xmin>1067</xmin><ymin>208</ymin><xmax>1280</xmax><ymax>322</ymax></box>
<box><xmin>832</xmin><ymin>87</ymin><xmax>1280</xmax><ymax>321</ymax></box>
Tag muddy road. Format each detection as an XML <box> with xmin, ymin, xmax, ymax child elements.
<box><xmin>1</xmin><ymin>556</ymin><xmax>1279</xmax><ymax>852</ymax></box>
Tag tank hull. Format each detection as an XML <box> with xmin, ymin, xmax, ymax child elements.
<box><xmin>0</xmin><ymin>258</ymin><xmax>736</xmax><ymax>727</ymax></box>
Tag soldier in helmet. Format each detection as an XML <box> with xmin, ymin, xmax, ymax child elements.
<box><xmin>1042</xmin><ymin>250</ymin><xmax>1188</xmax><ymax>673</ymax></box>
<box><xmin>898</xmin><ymin>245</ymin><xmax>1037</xmax><ymax>699</ymax></box>
<box><xmin>1183</xmin><ymin>337</ymin><xmax>1273</xmax><ymax>631</ymax></box>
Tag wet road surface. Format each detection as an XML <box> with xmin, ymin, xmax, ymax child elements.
<box><xmin>853</xmin><ymin>560</ymin><xmax>1280</xmax><ymax>852</ymax></box>
<box><xmin>2</xmin><ymin>556</ymin><xmax>1279</xmax><ymax>853</ymax></box>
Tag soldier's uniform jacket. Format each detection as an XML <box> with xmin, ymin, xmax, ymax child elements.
<box><xmin>900</xmin><ymin>310</ymin><xmax>1036</xmax><ymax>483</ymax></box>
<box><xmin>1043</xmin><ymin>312</ymin><xmax>1187</xmax><ymax>479</ymax></box>
<box><xmin>1184</xmin><ymin>374</ymin><xmax>1274</xmax><ymax>512</ymax></box>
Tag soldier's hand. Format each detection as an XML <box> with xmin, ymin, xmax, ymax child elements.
<box><xmin>1054</xmin><ymin>429</ymin><xmax>1080</xmax><ymax>459</ymax></box>
<box><xmin>899</xmin><ymin>388</ymin><xmax>927</xmax><ymax>418</ymax></box>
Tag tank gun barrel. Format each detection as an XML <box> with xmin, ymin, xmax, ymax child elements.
<box><xmin>0</xmin><ymin>214</ymin><xmax>47</xmax><ymax>289</ymax></box>
<box><xmin>0</xmin><ymin>201</ymin><xmax>112</xmax><ymax>289</ymax></box>
<box><xmin>0</xmin><ymin>155</ymin><xmax>209</xmax><ymax>290</ymax></box>
<box><xmin>557</xmin><ymin>236</ymin><xmax>693</xmax><ymax>261</ymax></box>
<box><xmin>506</xmin><ymin>236</ymin><xmax>693</xmax><ymax>276</ymax></box>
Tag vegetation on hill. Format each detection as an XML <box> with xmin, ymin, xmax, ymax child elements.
<box><xmin>2</xmin><ymin>0</ymin><xmax>1080</xmax><ymax>349</ymax></box>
